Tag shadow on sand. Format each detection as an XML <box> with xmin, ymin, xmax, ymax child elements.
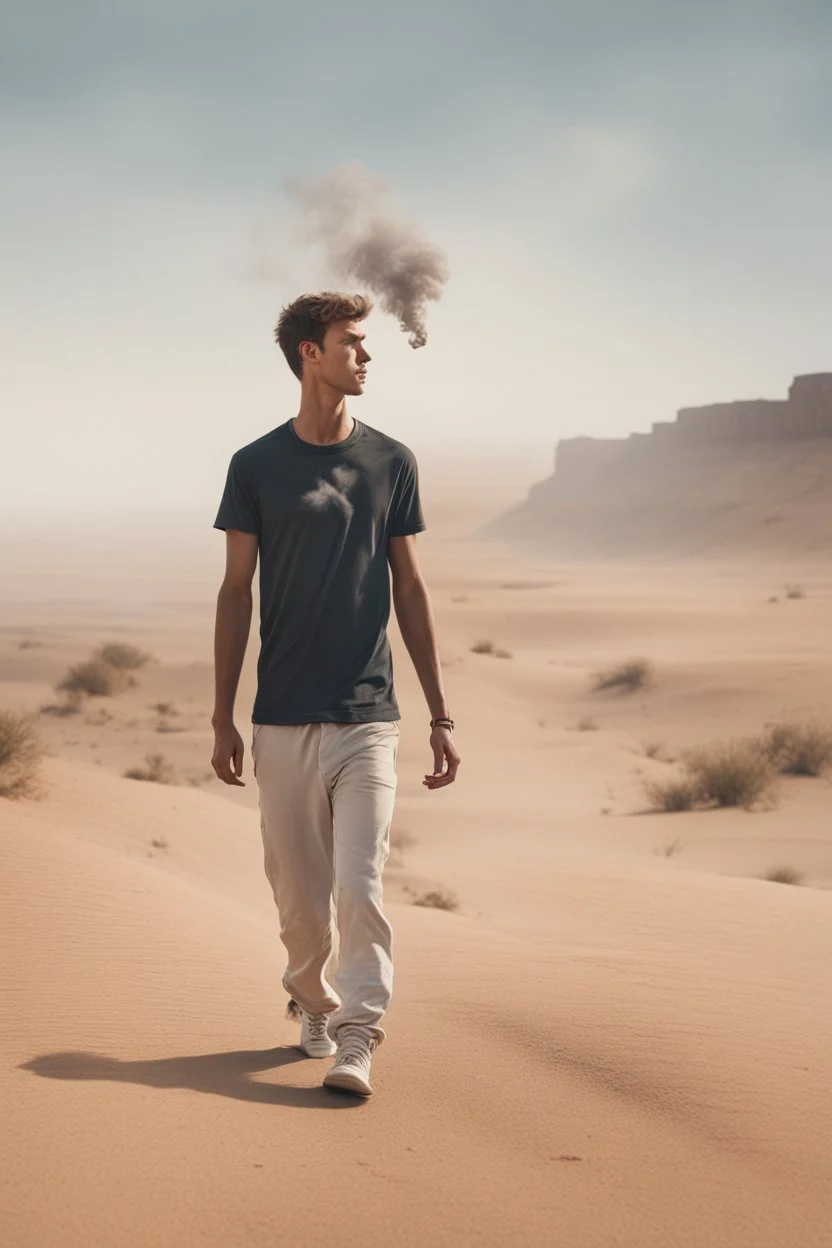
<box><xmin>20</xmin><ymin>1046</ymin><xmax>364</xmax><ymax>1109</ymax></box>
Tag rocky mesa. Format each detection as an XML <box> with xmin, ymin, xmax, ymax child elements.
<box><xmin>482</xmin><ymin>374</ymin><xmax>832</xmax><ymax>559</ymax></box>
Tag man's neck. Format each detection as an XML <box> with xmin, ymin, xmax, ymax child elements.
<box><xmin>294</xmin><ymin>388</ymin><xmax>353</xmax><ymax>447</ymax></box>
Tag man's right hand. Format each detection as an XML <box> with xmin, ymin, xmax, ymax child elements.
<box><xmin>212</xmin><ymin>721</ymin><xmax>246</xmax><ymax>786</ymax></box>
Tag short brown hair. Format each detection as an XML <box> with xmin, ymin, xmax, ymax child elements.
<box><xmin>275</xmin><ymin>291</ymin><xmax>373</xmax><ymax>380</ymax></box>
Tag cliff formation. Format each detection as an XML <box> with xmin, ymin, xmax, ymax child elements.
<box><xmin>482</xmin><ymin>374</ymin><xmax>832</xmax><ymax>558</ymax></box>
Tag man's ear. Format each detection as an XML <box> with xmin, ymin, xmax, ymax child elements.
<box><xmin>299</xmin><ymin>340</ymin><xmax>319</xmax><ymax>370</ymax></box>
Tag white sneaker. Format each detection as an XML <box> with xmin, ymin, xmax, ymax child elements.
<box><xmin>298</xmin><ymin>1009</ymin><xmax>337</xmax><ymax>1059</ymax></box>
<box><xmin>322</xmin><ymin>1026</ymin><xmax>377</xmax><ymax>1096</ymax></box>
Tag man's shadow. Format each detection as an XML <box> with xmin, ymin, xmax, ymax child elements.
<box><xmin>20</xmin><ymin>1046</ymin><xmax>363</xmax><ymax>1109</ymax></box>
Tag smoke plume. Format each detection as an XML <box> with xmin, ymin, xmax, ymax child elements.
<box><xmin>286</xmin><ymin>163</ymin><xmax>449</xmax><ymax>348</ymax></box>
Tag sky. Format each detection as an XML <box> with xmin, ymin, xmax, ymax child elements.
<box><xmin>2</xmin><ymin>0</ymin><xmax>831</xmax><ymax>520</ymax></box>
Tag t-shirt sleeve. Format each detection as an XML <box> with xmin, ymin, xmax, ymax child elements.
<box><xmin>388</xmin><ymin>450</ymin><xmax>427</xmax><ymax>537</ymax></box>
<box><xmin>213</xmin><ymin>453</ymin><xmax>260</xmax><ymax>534</ymax></box>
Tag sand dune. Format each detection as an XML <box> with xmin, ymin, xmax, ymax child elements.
<box><xmin>3</xmin><ymin>474</ymin><xmax>832</xmax><ymax>1246</ymax></box>
<box><xmin>4</xmin><ymin>753</ymin><xmax>831</xmax><ymax>1247</ymax></box>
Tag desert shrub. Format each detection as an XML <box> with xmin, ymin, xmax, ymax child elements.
<box><xmin>494</xmin><ymin>647</ymin><xmax>513</xmax><ymax>659</ymax></box>
<box><xmin>761</xmin><ymin>864</ymin><xmax>804</xmax><ymax>885</ymax></box>
<box><xmin>151</xmin><ymin>701</ymin><xmax>177</xmax><ymax>716</ymax></box>
<box><xmin>784</xmin><ymin>584</ymin><xmax>805</xmax><ymax>600</ymax></box>
<box><xmin>471</xmin><ymin>639</ymin><xmax>495</xmax><ymax>655</ymax></box>
<box><xmin>40</xmin><ymin>699</ymin><xmax>82</xmax><ymax>717</ymax></box>
<box><xmin>642</xmin><ymin>740</ymin><xmax>667</xmax><ymax>760</ymax></box>
<box><xmin>761</xmin><ymin>721</ymin><xmax>832</xmax><ymax>777</ymax></box>
<box><xmin>655</xmin><ymin>837</ymin><xmax>684</xmax><ymax>857</ymax></box>
<box><xmin>93</xmin><ymin>642</ymin><xmax>153</xmax><ymax>671</ymax></box>
<box><xmin>592</xmin><ymin>657</ymin><xmax>654</xmax><ymax>694</ymax></box>
<box><xmin>57</xmin><ymin>659</ymin><xmax>126</xmax><ymax>699</ymax></box>
<box><xmin>124</xmin><ymin>753</ymin><xmax>176</xmax><ymax>784</ymax></box>
<box><xmin>18</xmin><ymin>639</ymin><xmax>43</xmax><ymax>650</ymax></box>
<box><xmin>685</xmin><ymin>741</ymin><xmax>776</xmax><ymax>809</ymax></box>
<box><xmin>577</xmin><ymin>717</ymin><xmax>598</xmax><ymax>732</ymax></box>
<box><xmin>0</xmin><ymin>710</ymin><xmax>44</xmax><ymax>799</ymax></box>
<box><xmin>645</xmin><ymin>739</ymin><xmax>776</xmax><ymax>812</ymax></box>
<box><xmin>644</xmin><ymin>777</ymin><xmax>699</xmax><ymax>812</ymax></box>
<box><xmin>413</xmin><ymin>887</ymin><xmax>460</xmax><ymax>912</ymax></box>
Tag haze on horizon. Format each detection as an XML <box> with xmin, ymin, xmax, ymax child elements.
<box><xmin>2</xmin><ymin>1</ymin><xmax>831</xmax><ymax>521</ymax></box>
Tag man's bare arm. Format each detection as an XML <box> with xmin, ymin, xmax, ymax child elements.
<box><xmin>388</xmin><ymin>534</ymin><xmax>460</xmax><ymax>790</ymax></box>
<box><xmin>211</xmin><ymin>529</ymin><xmax>258</xmax><ymax>786</ymax></box>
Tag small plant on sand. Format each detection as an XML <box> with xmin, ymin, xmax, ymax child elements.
<box><xmin>40</xmin><ymin>696</ymin><xmax>82</xmax><ymax>717</ymax></box>
<box><xmin>93</xmin><ymin>642</ymin><xmax>153</xmax><ymax>671</ymax></box>
<box><xmin>642</xmin><ymin>740</ymin><xmax>668</xmax><ymax>760</ymax></box>
<box><xmin>150</xmin><ymin>837</ymin><xmax>169</xmax><ymax>851</ymax></box>
<box><xmin>124</xmin><ymin>753</ymin><xmax>177</xmax><ymax>785</ymax></box>
<box><xmin>494</xmin><ymin>646</ymin><xmax>513</xmax><ymax>659</ymax></box>
<box><xmin>0</xmin><ymin>710</ymin><xmax>44</xmax><ymax>799</ymax></box>
<box><xmin>413</xmin><ymin>887</ymin><xmax>460</xmax><ymax>912</ymax></box>
<box><xmin>592</xmin><ymin>657</ymin><xmax>654</xmax><ymax>695</ymax></box>
<box><xmin>761</xmin><ymin>720</ymin><xmax>832</xmax><ymax>777</ymax></box>
<box><xmin>686</xmin><ymin>740</ymin><xmax>777</xmax><ymax>809</ymax></box>
<box><xmin>647</xmin><ymin>739</ymin><xmax>776</xmax><ymax>812</ymax></box>
<box><xmin>57</xmin><ymin>658</ymin><xmax>127</xmax><ymax>699</ymax></box>
<box><xmin>18</xmin><ymin>638</ymin><xmax>43</xmax><ymax>650</ymax></box>
<box><xmin>151</xmin><ymin>701</ymin><xmax>177</xmax><ymax>717</ymax></box>
<box><xmin>470</xmin><ymin>639</ymin><xmax>495</xmax><ymax>655</ymax></box>
<box><xmin>655</xmin><ymin>837</ymin><xmax>684</xmax><ymax>858</ymax></box>
<box><xmin>761</xmin><ymin>864</ymin><xmax>804</xmax><ymax>886</ymax></box>
<box><xmin>644</xmin><ymin>776</ymin><xmax>700</xmax><ymax>813</ymax></box>
<box><xmin>784</xmin><ymin>584</ymin><xmax>806</xmax><ymax>600</ymax></box>
<box><xmin>576</xmin><ymin>717</ymin><xmax>598</xmax><ymax>732</ymax></box>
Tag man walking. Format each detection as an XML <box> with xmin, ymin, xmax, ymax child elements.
<box><xmin>211</xmin><ymin>292</ymin><xmax>460</xmax><ymax>1096</ymax></box>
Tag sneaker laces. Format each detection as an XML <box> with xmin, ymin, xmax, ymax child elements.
<box><xmin>336</xmin><ymin>1028</ymin><xmax>376</xmax><ymax>1068</ymax></box>
<box><xmin>306</xmin><ymin>1012</ymin><xmax>330</xmax><ymax>1041</ymax></box>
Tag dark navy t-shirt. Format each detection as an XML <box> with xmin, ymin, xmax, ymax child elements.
<box><xmin>214</xmin><ymin>417</ymin><xmax>425</xmax><ymax>725</ymax></box>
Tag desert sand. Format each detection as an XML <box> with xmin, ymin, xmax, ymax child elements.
<box><xmin>2</xmin><ymin>447</ymin><xmax>831</xmax><ymax>1247</ymax></box>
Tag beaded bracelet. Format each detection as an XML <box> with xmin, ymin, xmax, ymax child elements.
<box><xmin>430</xmin><ymin>717</ymin><xmax>455</xmax><ymax>730</ymax></box>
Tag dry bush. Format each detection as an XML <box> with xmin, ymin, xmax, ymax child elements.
<box><xmin>152</xmin><ymin>701</ymin><xmax>177</xmax><ymax>716</ymax></box>
<box><xmin>57</xmin><ymin>659</ymin><xmax>127</xmax><ymax>699</ymax></box>
<box><xmin>494</xmin><ymin>647</ymin><xmax>513</xmax><ymax>660</ymax></box>
<box><xmin>151</xmin><ymin>837</ymin><xmax>169</xmax><ymax>851</ymax></box>
<box><xmin>0</xmin><ymin>710</ymin><xmax>44</xmax><ymax>799</ymax></box>
<box><xmin>40</xmin><ymin>699</ymin><xmax>82</xmax><ymax>717</ymax></box>
<box><xmin>592</xmin><ymin>657</ymin><xmax>654</xmax><ymax>694</ymax></box>
<box><xmin>18</xmin><ymin>639</ymin><xmax>43</xmax><ymax>650</ymax></box>
<box><xmin>642</xmin><ymin>740</ymin><xmax>668</xmax><ymax>760</ymax></box>
<box><xmin>155</xmin><ymin>721</ymin><xmax>186</xmax><ymax>734</ymax></box>
<box><xmin>470</xmin><ymin>639</ymin><xmax>495</xmax><ymax>655</ymax></box>
<box><xmin>784</xmin><ymin>584</ymin><xmax>806</xmax><ymax>600</ymax></box>
<box><xmin>644</xmin><ymin>776</ymin><xmax>699</xmax><ymax>813</ymax></box>
<box><xmin>685</xmin><ymin>741</ymin><xmax>776</xmax><ymax>809</ymax></box>
<box><xmin>124</xmin><ymin>753</ymin><xmax>177</xmax><ymax>785</ymax></box>
<box><xmin>413</xmin><ymin>887</ymin><xmax>460</xmax><ymax>912</ymax></box>
<box><xmin>761</xmin><ymin>864</ymin><xmax>804</xmax><ymax>886</ymax></box>
<box><xmin>655</xmin><ymin>837</ymin><xmax>684</xmax><ymax>857</ymax></box>
<box><xmin>577</xmin><ymin>717</ymin><xmax>598</xmax><ymax>732</ymax></box>
<box><xmin>761</xmin><ymin>721</ymin><xmax>832</xmax><ymax>777</ymax></box>
<box><xmin>93</xmin><ymin>642</ymin><xmax>153</xmax><ymax>670</ymax></box>
<box><xmin>645</xmin><ymin>739</ymin><xmax>776</xmax><ymax>812</ymax></box>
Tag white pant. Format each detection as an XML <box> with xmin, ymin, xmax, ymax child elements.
<box><xmin>251</xmin><ymin>721</ymin><xmax>400</xmax><ymax>1045</ymax></box>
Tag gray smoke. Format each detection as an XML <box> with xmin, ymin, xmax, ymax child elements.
<box><xmin>286</xmin><ymin>163</ymin><xmax>449</xmax><ymax>348</ymax></box>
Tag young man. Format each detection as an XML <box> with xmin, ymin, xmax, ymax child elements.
<box><xmin>211</xmin><ymin>291</ymin><xmax>460</xmax><ymax>1097</ymax></box>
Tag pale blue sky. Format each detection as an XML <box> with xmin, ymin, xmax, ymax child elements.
<box><xmin>3</xmin><ymin>1</ymin><xmax>831</xmax><ymax>517</ymax></box>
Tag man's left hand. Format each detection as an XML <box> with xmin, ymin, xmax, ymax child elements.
<box><xmin>423</xmin><ymin>726</ymin><xmax>461</xmax><ymax>790</ymax></box>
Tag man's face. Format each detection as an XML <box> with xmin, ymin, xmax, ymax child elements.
<box><xmin>314</xmin><ymin>319</ymin><xmax>371</xmax><ymax>396</ymax></box>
